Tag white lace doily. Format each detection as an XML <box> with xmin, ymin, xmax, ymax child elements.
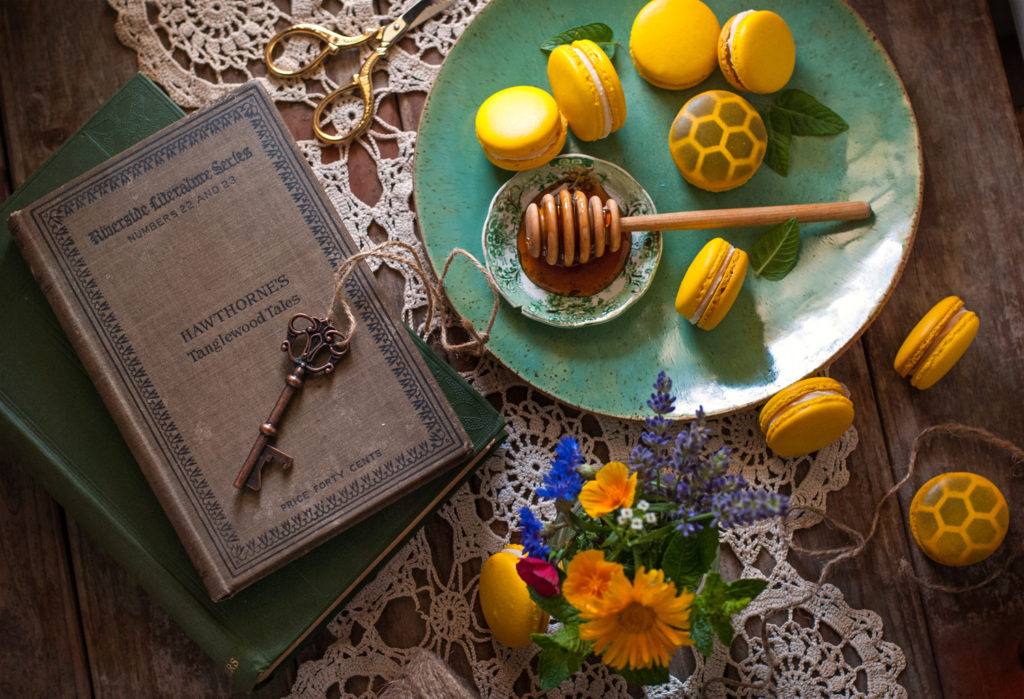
<box><xmin>107</xmin><ymin>1</ymin><xmax>907</xmax><ymax>695</ymax></box>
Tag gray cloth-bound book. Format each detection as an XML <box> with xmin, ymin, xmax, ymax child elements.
<box><xmin>7</xmin><ymin>82</ymin><xmax>472</xmax><ymax>601</ymax></box>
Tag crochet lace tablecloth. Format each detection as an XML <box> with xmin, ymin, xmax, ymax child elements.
<box><xmin>107</xmin><ymin>1</ymin><xmax>907</xmax><ymax>695</ymax></box>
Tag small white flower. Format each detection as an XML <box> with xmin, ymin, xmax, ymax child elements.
<box><xmin>619</xmin><ymin>507</ymin><xmax>634</xmax><ymax>519</ymax></box>
<box><xmin>644</xmin><ymin>512</ymin><xmax>658</xmax><ymax>524</ymax></box>
<box><xmin>617</xmin><ymin>512</ymin><xmax>631</xmax><ymax>526</ymax></box>
<box><xmin>636</xmin><ymin>500</ymin><xmax>650</xmax><ymax>512</ymax></box>
<box><xmin>631</xmin><ymin>517</ymin><xmax>644</xmax><ymax>531</ymax></box>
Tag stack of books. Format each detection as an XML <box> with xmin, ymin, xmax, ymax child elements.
<box><xmin>0</xmin><ymin>74</ymin><xmax>506</xmax><ymax>690</ymax></box>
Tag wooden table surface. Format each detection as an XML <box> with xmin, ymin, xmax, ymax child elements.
<box><xmin>2</xmin><ymin>0</ymin><xmax>1023</xmax><ymax>696</ymax></box>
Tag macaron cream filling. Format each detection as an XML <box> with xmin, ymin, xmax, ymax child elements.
<box><xmin>689</xmin><ymin>245</ymin><xmax>738</xmax><ymax>324</ymax></box>
<box><xmin>904</xmin><ymin>308</ymin><xmax>969</xmax><ymax>375</ymax></box>
<box><xmin>572</xmin><ymin>46</ymin><xmax>614</xmax><ymax>139</ymax></box>
<box><xmin>723</xmin><ymin>10</ymin><xmax>756</xmax><ymax>87</ymax></box>
<box><xmin>764</xmin><ymin>390</ymin><xmax>841</xmax><ymax>433</ymax></box>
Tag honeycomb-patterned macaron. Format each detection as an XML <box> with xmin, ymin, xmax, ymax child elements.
<box><xmin>668</xmin><ymin>90</ymin><xmax>767</xmax><ymax>192</ymax></box>
<box><xmin>909</xmin><ymin>472</ymin><xmax>1009</xmax><ymax>566</ymax></box>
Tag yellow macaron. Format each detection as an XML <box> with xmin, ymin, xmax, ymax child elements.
<box><xmin>475</xmin><ymin>86</ymin><xmax>567</xmax><ymax>171</ymax></box>
<box><xmin>547</xmin><ymin>39</ymin><xmax>627</xmax><ymax>142</ymax></box>
<box><xmin>478</xmin><ymin>544</ymin><xmax>548</xmax><ymax>647</ymax></box>
<box><xmin>909</xmin><ymin>472</ymin><xmax>1008</xmax><ymax>566</ymax></box>
<box><xmin>718</xmin><ymin>10</ymin><xmax>796</xmax><ymax>94</ymax></box>
<box><xmin>630</xmin><ymin>0</ymin><xmax>720</xmax><ymax>90</ymax></box>
<box><xmin>893</xmin><ymin>295</ymin><xmax>979</xmax><ymax>390</ymax></box>
<box><xmin>758</xmin><ymin>377</ymin><xmax>855</xmax><ymax>458</ymax></box>
<box><xmin>675</xmin><ymin>237</ymin><xmax>748</xmax><ymax>330</ymax></box>
<box><xmin>668</xmin><ymin>90</ymin><xmax>767</xmax><ymax>192</ymax></box>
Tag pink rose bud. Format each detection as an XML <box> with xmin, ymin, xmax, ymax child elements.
<box><xmin>515</xmin><ymin>556</ymin><xmax>560</xmax><ymax>597</ymax></box>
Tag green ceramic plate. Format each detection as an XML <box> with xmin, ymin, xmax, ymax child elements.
<box><xmin>414</xmin><ymin>0</ymin><xmax>920</xmax><ymax>420</ymax></box>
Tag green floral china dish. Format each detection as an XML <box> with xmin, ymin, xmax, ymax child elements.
<box><xmin>482</xmin><ymin>155</ymin><xmax>661</xmax><ymax>327</ymax></box>
<box><xmin>414</xmin><ymin>0</ymin><xmax>921</xmax><ymax>420</ymax></box>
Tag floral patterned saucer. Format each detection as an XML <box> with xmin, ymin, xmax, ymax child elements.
<box><xmin>481</xmin><ymin>155</ymin><xmax>661</xmax><ymax>327</ymax></box>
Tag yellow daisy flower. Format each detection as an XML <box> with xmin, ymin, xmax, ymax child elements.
<box><xmin>562</xmin><ymin>550</ymin><xmax>627</xmax><ymax>613</ymax></box>
<box><xmin>578</xmin><ymin>566</ymin><xmax>694</xmax><ymax>670</ymax></box>
<box><xmin>578</xmin><ymin>461</ymin><xmax>637</xmax><ymax>518</ymax></box>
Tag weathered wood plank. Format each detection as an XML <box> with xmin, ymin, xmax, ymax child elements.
<box><xmin>845</xmin><ymin>0</ymin><xmax>1024</xmax><ymax>696</ymax></box>
<box><xmin>0</xmin><ymin>452</ymin><xmax>92</xmax><ymax>698</ymax></box>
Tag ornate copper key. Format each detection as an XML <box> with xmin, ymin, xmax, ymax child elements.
<box><xmin>234</xmin><ymin>313</ymin><xmax>350</xmax><ymax>491</ymax></box>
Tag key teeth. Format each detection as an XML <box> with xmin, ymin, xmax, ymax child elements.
<box><xmin>521</xmin><ymin>188</ymin><xmax>622</xmax><ymax>267</ymax></box>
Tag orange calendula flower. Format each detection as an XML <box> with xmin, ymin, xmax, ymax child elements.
<box><xmin>562</xmin><ymin>550</ymin><xmax>627</xmax><ymax>613</ymax></box>
<box><xmin>578</xmin><ymin>567</ymin><xmax>694</xmax><ymax>670</ymax></box>
<box><xmin>578</xmin><ymin>461</ymin><xmax>637</xmax><ymax>518</ymax></box>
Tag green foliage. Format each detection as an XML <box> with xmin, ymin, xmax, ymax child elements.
<box><xmin>661</xmin><ymin>525</ymin><xmax>719</xmax><ymax>593</ymax></box>
<box><xmin>533</xmin><ymin>626</ymin><xmax>592</xmax><ymax>689</ymax></box>
<box><xmin>749</xmin><ymin>217</ymin><xmax>800</xmax><ymax>281</ymax></box>
<box><xmin>688</xmin><ymin>572</ymin><xmax>768</xmax><ymax>657</ymax></box>
<box><xmin>761</xmin><ymin>106</ymin><xmax>792</xmax><ymax>176</ymax></box>
<box><xmin>528</xmin><ymin>586</ymin><xmax>577</xmax><ymax>624</ymax></box>
<box><xmin>774</xmin><ymin>89</ymin><xmax>848</xmax><ymax>135</ymax></box>
<box><xmin>539</xmin><ymin>23</ymin><xmax>617</xmax><ymax>58</ymax></box>
<box><xmin>615</xmin><ymin>662</ymin><xmax>671</xmax><ymax>686</ymax></box>
<box><xmin>761</xmin><ymin>89</ymin><xmax>847</xmax><ymax>176</ymax></box>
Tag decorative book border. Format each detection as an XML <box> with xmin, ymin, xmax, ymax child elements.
<box><xmin>25</xmin><ymin>84</ymin><xmax>466</xmax><ymax>577</ymax></box>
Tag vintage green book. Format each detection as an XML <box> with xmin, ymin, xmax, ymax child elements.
<box><xmin>0</xmin><ymin>74</ymin><xmax>506</xmax><ymax>689</ymax></box>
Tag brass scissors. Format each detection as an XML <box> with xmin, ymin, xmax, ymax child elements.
<box><xmin>265</xmin><ymin>0</ymin><xmax>458</xmax><ymax>144</ymax></box>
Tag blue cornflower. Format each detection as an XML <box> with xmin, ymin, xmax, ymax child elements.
<box><xmin>518</xmin><ymin>506</ymin><xmax>550</xmax><ymax>559</ymax></box>
<box><xmin>537</xmin><ymin>436</ymin><xmax>584</xmax><ymax>501</ymax></box>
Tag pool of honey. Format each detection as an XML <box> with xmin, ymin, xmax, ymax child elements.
<box><xmin>516</xmin><ymin>179</ymin><xmax>629</xmax><ymax>297</ymax></box>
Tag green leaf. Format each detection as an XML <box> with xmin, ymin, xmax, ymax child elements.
<box><xmin>528</xmin><ymin>587</ymin><xmax>578</xmax><ymax>623</ymax></box>
<box><xmin>533</xmin><ymin>633</ymin><xmax>590</xmax><ymax>689</ymax></box>
<box><xmin>773</xmin><ymin>89</ymin><xmax>848</xmax><ymax>136</ymax></box>
<box><xmin>749</xmin><ymin>217</ymin><xmax>800</xmax><ymax>281</ymax></box>
<box><xmin>540</xmin><ymin>23</ymin><xmax>617</xmax><ymax>58</ymax></box>
<box><xmin>761</xmin><ymin>106</ymin><xmax>792</xmax><ymax>176</ymax></box>
<box><xmin>689</xmin><ymin>604</ymin><xmax>716</xmax><ymax>657</ymax></box>
<box><xmin>725</xmin><ymin>578</ymin><xmax>768</xmax><ymax>602</ymax></box>
<box><xmin>661</xmin><ymin>526</ymin><xmax>720</xmax><ymax>593</ymax></box>
<box><xmin>615</xmin><ymin>663</ymin><xmax>671</xmax><ymax>686</ymax></box>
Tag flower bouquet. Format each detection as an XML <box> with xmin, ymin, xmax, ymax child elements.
<box><xmin>515</xmin><ymin>373</ymin><xmax>789</xmax><ymax>688</ymax></box>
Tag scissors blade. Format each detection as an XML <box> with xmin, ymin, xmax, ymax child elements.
<box><xmin>392</xmin><ymin>0</ymin><xmax>459</xmax><ymax>38</ymax></box>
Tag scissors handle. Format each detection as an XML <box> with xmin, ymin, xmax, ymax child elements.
<box><xmin>264</xmin><ymin>23</ymin><xmax>377</xmax><ymax>78</ymax></box>
<box><xmin>312</xmin><ymin>46</ymin><xmax>385</xmax><ymax>143</ymax></box>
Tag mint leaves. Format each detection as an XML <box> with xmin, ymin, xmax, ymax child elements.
<box><xmin>749</xmin><ymin>217</ymin><xmax>800</xmax><ymax>281</ymax></box>
<box><xmin>688</xmin><ymin>572</ymin><xmax>768</xmax><ymax>656</ymax></box>
<box><xmin>760</xmin><ymin>89</ymin><xmax>847</xmax><ymax>176</ymax></box>
<box><xmin>540</xmin><ymin>23</ymin><xmax>617</xmax><ymax>58</ymax></box>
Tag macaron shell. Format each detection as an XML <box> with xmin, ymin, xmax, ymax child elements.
<box><xmin>763</xmin><ymin>394</ymin><xmax>854</xmax><ymax>458</ymax></box>
<box><xmin>759</xmin><ymin>377</ymin><xmax>853</xmax><ymax>457</ymax></box>
<box><xmin>697</xmin><ymin>246</ymin><xmax>748</xmax><ymax>330</ymax></box>
<box><xmin>719</xmin><ymin>11</ymin><xmax>795</xmax><ymax>94</ymax></box>
<box><xmin>478</xmin><ymin>545</ymin><xmax>549</xmax><ymax>647</ymax></box>
<box><xmin>547</xmin><ymin>40</ymin><xmax>626</xmax><ymax>141</ymax></box>
<box><xmin>630</xmin><ymin>0</ymin><xmax>720</xmax><ymax>90</ymax></box>
<box><xmin>893</xmin><ymin>296</ymin><xmax>964</xmax><ymax>377</ymax></box>
<box><xmin>675</xmin><ymin>237</ymin><xmax>731</xmax><ymax>320</ymax></box>
<box><xmin>911</xmin><ymin>311</ymin><xmax>979</xmax><ymax>389</ymax></box>
<box><xmin>475</xmin><ymin>86</ymin><xmax>567</xmax><ymax>171</ymax></box>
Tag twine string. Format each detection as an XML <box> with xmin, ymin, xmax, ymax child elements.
<box><xmin>326</xmin><ymin>240</ymin><xmax>499</xmax><ymax>356</ymax></box>
<box><xmin>703</xmin><ymin>421</ymin><xmax>1024</xmax><ymax>695</ymax></box>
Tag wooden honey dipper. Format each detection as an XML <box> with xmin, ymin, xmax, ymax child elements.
<box><xmin>523</xmin><ymin>189</ymin><xmax>872</xmax><ymax>267</ymax></box>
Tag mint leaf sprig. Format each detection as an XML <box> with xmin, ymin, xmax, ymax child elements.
<box><xmin>759</xmin><ymin>89</ymin><xmax>848</xmax><ymax>176</ymax></box>
<box><xmin>749</xmin><ymin>217</ymin><xmax>801</xmax><ymax>281</ymax></box>
<box><xmin>540</xmin><ymin>23</ymin><xmax>617</xmax><ymax>58</ymax></box>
